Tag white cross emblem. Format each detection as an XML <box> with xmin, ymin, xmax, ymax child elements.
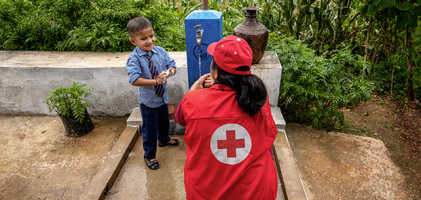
<box><xmin>210</xmin><ymin>124</ymin><xmax>252</xmax><ymax>165</ymax></box>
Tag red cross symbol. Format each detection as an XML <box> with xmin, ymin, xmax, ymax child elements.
<box><xmin>217</xmin><ymin>130</ymin><xmax>245</xmax><ymax>158</ymax></box>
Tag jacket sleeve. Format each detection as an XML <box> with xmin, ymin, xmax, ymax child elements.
<box><xmin>174</xmin><ymin>99</ymin><xmax>186</xmax><ymax>126</ymax></box>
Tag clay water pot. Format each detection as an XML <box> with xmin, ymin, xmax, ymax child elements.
<box><xmin>233</xmin><ymin>7</ymin><xmax>269</xmax><ymax>64</ymax></box>
<box><xmin>168</xmin><ymin>103</ymin><xmax>177</xmax><ymax>120</ymax></box>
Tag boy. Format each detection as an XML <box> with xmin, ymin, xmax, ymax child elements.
<box><xmin>126</xmin><ymin>17</ymin><xmax>179</xmax><ymax>170</ymax></box>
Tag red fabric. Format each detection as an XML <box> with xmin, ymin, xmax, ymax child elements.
<box><xmin>207</xmin><ymin>35</ymin><xmax>252</xmax><ymax>75</ymax></box>
<box><xmin>181</xmin><ymin>84</ymin><xmax>278</xmax><ymax>200</ymax></box>
<box><xmin>174</xmin><ymin>100</ymin><xmax>186</xmax><ymax>126</ymax></box>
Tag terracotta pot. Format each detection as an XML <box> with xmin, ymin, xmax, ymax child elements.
<box><xmin>168</xmin><ymin>103</ymin><xmax>177</xmax><ymax>120</ymax></box>
<box><xmin>233</xmin><ymin>7</ymin><xmax>269</xmax><ymax>64</ymax></box>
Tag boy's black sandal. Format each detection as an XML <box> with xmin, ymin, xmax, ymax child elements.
<box><xmin>158</xmin><ymin>139</ymin><xmax>180</xmax><ymax>147</ymax></box>
<box><xmin>144</xmin><ymin>158</ymin><xmax>159</xmax><ymax>170</ymax></box>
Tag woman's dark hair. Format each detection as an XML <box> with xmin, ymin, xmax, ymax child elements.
<box><xmin>211</xmin><ymin>59</ymin><xmax>267</xmax><ymax>116</ymax></box>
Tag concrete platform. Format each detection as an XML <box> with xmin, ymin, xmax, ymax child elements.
<box><xmin>0</xmin><ymin>51</ymin><xmax>281</xmax><ymax>117</ymax></box>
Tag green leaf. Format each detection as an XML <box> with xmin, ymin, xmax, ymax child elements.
<box><xmin>409</xmin><ymin>7</ymin><xmax>421</xmax><ymax>17</ymax></box>
<box><xmin>397</xmin><ymin>15</ymin><xmax>407</xmax><ymax>31</ymax></box>
<box><xmin>367</xmin><ymin>4</ymin><xmax>379</xmax><ymax>16</ymax></box>
<box><xmin>377</xmin><ymin>0</ymin><xmax>395</xmax><ymax>9</ymax></box>
<box><xmin>374</xmin><ymin>0</ymin><xmax>383</xmax><ymax>6</ymax></box>
<box><xmin>395</xmin><ymin>1</ymin><xmax>412</xmax><ymax>11</ymax></box>
<box><xmin>360</xmin><ymin>4</ymin><xmax>369</xmax><ymax>16</ymax></box>
<box><xmin>399</xmin><ymin>11</ymin><xmax>419</xmax><ymax>29</ymax></box>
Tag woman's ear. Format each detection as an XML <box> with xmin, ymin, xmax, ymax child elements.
<box><xmin>211</xmin><ymin>68</ymin><xmax>218</xmax><ymax>81</ymax></box>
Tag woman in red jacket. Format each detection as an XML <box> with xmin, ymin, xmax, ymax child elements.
<box><xmin>174</xmin><ymin>35</ymin><xmax>278</xmax><ymax>200</ymax></box>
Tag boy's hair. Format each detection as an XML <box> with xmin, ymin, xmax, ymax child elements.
<box><xmin>127</xmin><ymin>17</ymin><xmax>153</xmax><ymax>38</ymax></box>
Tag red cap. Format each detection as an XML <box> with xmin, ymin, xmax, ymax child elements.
<box><xmin>207</xmin><ymin>35</ymin><xmax>252</xmax><ymax>75</ymax></box>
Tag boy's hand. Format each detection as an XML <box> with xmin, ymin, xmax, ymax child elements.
<box><xmin>165</xmin><ymin>67</ymin><xmax>176</xmax><ymax>78</ymax></box>
<box><xmin>156</xmin><ymin>71</ymin><xmax>167</xmax><ymax>84</ymax></box>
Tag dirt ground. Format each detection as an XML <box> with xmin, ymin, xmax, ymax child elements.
<box><xmin>284</xmin><ymin>93</ymin><xmax>421</xmax><ymax>199</ymax></box>
<box><xmin>2</xmin><ymin>93</ymin><xmax>420</xmax><ymax>199</ymax></box>
<box><xmin>286</xmin><ymin>124</ymin><xmax>406</xmax><ymax>199</ymax></box>
<box><xmin>342</xmin><ymin>94</ymin><xmax>421</xmax><ymax>199</ymax></box>
<box><xmin>0</xmin><ymin>115</ymin><xmax>127</xmax><ymax>200</ymax></box>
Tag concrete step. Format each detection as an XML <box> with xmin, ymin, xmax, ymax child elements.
<box><xmin>127</xmin><ymin>106</ymin><xmax>286</xmax><ymax>133</ymax></box>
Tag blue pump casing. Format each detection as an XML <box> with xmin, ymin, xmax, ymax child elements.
<box><xmin>184</xmin><ymin>10</ymin><xmax>223</xmax><ymax>88</ymax></box>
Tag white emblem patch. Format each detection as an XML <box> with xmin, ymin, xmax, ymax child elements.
<box><xmin>210</xmin><ymin>123</ymin><xmax>252</xmax><ymax>165</ymax></box>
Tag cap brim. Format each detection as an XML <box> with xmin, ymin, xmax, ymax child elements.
<box><xmin>207</xmin><ymin>42</ymin><xmax>217</xmax><ymax>56</ymax></box>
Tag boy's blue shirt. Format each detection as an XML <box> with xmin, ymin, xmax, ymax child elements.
<box><xmin>126</xmin><ymin>46</ymin><xmax>176</xmax><ymax>108</ymax></box>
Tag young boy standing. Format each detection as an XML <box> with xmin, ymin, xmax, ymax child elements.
<box><xmin>126</xmin><ymin>17</ymin><xmax>179</xmax><ymax>170</ymax></box>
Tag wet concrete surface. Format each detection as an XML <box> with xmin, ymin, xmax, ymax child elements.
<box><xmin>0</xmin><ymin>116</ymin><xmax>127</xmax><ymax>200</ymax></box>
<box><xmin>105</xmin><ymin>135</ymin><xmax>186</xmax><ymax>200</ymax></box>
<box><xmin>106</xmin><ymin>135</ymin><xmax>286</xmax><ymax>200</ymax></box>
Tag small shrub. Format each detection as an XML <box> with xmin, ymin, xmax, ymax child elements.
<box><xmin>268</xmin><ymin>33</ymin><xmax>374</xmax><ymax>131</ymax></box>
<box><xmin>43</xmin><ymin>81</ymin><xmax>94</xmax><ymax>123</ymax></box>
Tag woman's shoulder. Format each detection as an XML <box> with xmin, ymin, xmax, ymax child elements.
<box><xmin>184</xmin><ymin>89</ymin><xmax>205</xmax><ymax>99</ymax></box>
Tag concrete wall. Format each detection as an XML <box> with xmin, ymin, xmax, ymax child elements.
<box><xmin>0</xmin><ymin>51</ymin><xmax>281</xmax><ymax>117</ymax></box>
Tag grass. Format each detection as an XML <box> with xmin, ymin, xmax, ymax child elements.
<box><xmin>338</xmin><ymin>119</ymin><xmax>373</xmax><ymax>137</ymax></box>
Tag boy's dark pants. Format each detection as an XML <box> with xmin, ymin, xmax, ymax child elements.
<box><xmin>140</xmin><ymin>104</ymin><xmax>171</xmax><ymax>159</ymax></box>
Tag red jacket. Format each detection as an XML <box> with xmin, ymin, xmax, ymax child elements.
<box><xmin>177</xmin><ymin>84</ymin><xmax>278</xmax><ymax>200</ymax></box>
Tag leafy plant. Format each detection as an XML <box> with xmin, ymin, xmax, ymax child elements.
<box><xmin>43</xmin><ymin>81</ymin><xmax>94</xmax><ymax>123</ymax></box>
<box><xmin>0</xmin><ymin>0</ymin><xmax>188</xmax><ymax>52</ymax></box>
<box><xmin>268</xmin><ymin>33</ymin><xmax>374</xmax><ymax>131</ymax></box>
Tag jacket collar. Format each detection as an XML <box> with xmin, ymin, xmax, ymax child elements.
<box><xmin>210</xmin><ymin>84</ymin><xmax>234</xmax><ymax>91</ymax></box>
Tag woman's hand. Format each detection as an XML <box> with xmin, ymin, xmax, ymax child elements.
<box><xmin>203</xmin><ymin>75</ymin><xmax>214</xmax><ymax>88</ymax></box>
<box><xmin>189</xmin><ymin>73</ymin><xmax>211</xmax><ymax>92</ymax></box>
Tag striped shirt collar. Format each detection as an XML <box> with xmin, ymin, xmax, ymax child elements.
<box><xmin>135</xmin><ymin>46</ymin><xmax>158</xmax><ymax>57</ymax></box>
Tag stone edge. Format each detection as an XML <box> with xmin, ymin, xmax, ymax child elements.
<box><xmin>79</xmin><ymin>110</ymin><xmax>142</xmax><ymax>200</ymax></box>
<box><xmin>271</xmin><ymin>107</ymin><xmax>286</xmax><ymax>132</ymax></box>
<box><xmin>272</xmin><ymin>130</ymin><xmax>308</xmax><ymax>200</ymax></box>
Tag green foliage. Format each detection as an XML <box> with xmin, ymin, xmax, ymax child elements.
<box><xmin>268</xmin><ymin>33</ymin><xmax>374</xmax><ymax>131</ymax></box>
<box><xmin>0</xmin><ymin>0</ymin><xmax>187</xmax><ymax>52</ymax></box>
<box><xmin>362</xmin><ymin>0</ymin><xmax>421</xmax><ymax>31</ymax></box>
<box><xmin>43</xmin><ymin>81</ymin><xmax>94</xmax><ymax>123</ymax></box>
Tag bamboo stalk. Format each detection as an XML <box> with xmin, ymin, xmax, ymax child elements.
<box><xmin>203</xmin><ymin>0</ymin><xmax>208</xmax><ymax>10</ymax></box>
<box><xmin>406</xmin><ymin>25</ymin><xmax>415</xmax><ymax>101</ymax></box>
<box><xmin>371</xmin><ymin>38</ymin><xmax>380</xmax><ymax>65</ymax></box>
<box><xmin>362</xmin><ymin>16</ymin><xmax>373</xmax><ymax>79</ymax></box>
<box><xmin>390</xmin><ymin>59</ymin><xmax>396</xmax><ymax>96</ymax></box>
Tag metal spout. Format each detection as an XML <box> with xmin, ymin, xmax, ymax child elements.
<box><xmin>194</xmin><ymin>25</ymin><xmax>204</xmax><ymax>50</ymax></box>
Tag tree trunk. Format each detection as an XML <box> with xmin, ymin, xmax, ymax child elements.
<box><xmin>362</xmin><ymin>16</ymin><xmax>373</xmax><ymax>79</ymax></box>
<box><xmin>333</xmin><ymin>0</ymin><xmax>344</xmax><ymax>44</ymax></box>
<box><xmin>406</xmin><ymin>25</ymin><xmax>415</xmax><ymax>101</ymax></box>
<box><xmin>391</xmin><ymin>60</ymin><xmax>396</xmax><ymax>96</ymax></box>
<box><xmin>382</xmin><ymin>22</ymin><xmax>391</xmax><ymax>58</ymax></box>
<box><xmin>371</xmin><ymin>38</ymin><xmax>380</xmax><ymax>65</ymax></box>
<box><xmin>393</xmin><ymin>27</ymin><xmax>398</xmax><ymax>52</ymax></box>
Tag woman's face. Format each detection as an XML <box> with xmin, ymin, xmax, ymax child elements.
<box><xmin>210</xmin><ymin>60</ymin><xmax>218</xmax><ymax>81</ymax></box>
